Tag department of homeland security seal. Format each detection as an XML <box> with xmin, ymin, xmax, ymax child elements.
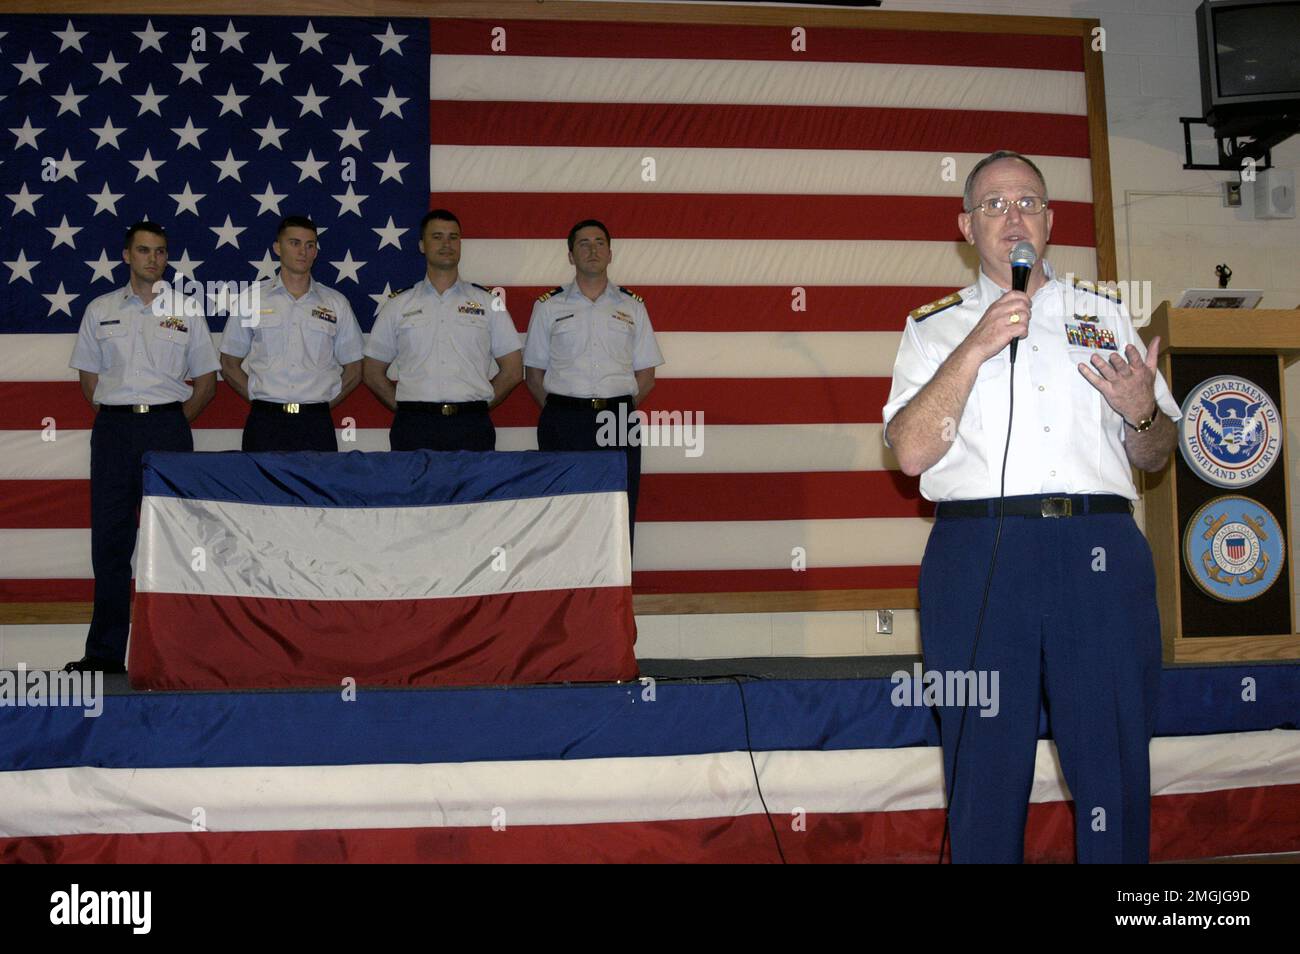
<box><xmin>1178</xmin><ymin>375</ymin><xmax>1281</xmax><ymax>488</ymax></box>
<box><xmin>1182</xmin><ymin>495</ymin><xmax>1285</xmax><ymax>602</ymax></box>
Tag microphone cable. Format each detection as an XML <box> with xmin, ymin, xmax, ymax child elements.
<box><xmin>937</xmin><ymin>346</ymin><xmax>1016</xmax><ymax>864</ymax></box>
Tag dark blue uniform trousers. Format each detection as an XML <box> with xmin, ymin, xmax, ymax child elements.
<box><xmin>919</xmin><ymin>510</ymin><xmax>1162</xmax><ymax>863</ymax></box>
<box><xmin>85</xmin><ymin>405</ymin><xmax>193</xmax><ymax>664</ymax></box>
<box><xmin>241</xmin><ymin>402</ymin><xmax>338</xmax><ymax>452</ymax></box>
<box><xmin>537</xmin><ymin>398</ymin><xmax>640</xmax><ymax>549</ymax></box>
<box><xmin>390</xmin><ymin>405</ymin><xmax>495</xmax><ymax>452</ymax></box>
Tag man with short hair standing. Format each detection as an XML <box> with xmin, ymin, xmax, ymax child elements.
<box><xmin>66</xmin><ymin>221</ymin><xmax>219</xmax><ymax>673</ymax></box>
<box><xmin>220</xmin><ymin>216</ymin><xmax>364</xmax><ymax>452</ymax></box>
<box><xmin>884</xmin><ymin>151</ymin><xmax>1180</xmax><ymax>863</ymax></box>
<box><xmin>523</xmin><ymin>219</ymin><xmax>664</xmax><ymax>547</ymax></box>
<box><xmin>364</xmin><ymin>209</ymin><xmax>522</xmax><ymax>450</ymax></box>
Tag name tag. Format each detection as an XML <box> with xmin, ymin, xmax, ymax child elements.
<box><xmin>99</xmin><ymin>319</ymin><xmax>121</xmax><ymax>326</ymax></box>
<box><xmin>554</xmin><ymin>314</ymin><xmax>574</xmax><ymax>323</ymax></box>
<box><xmin>402</xmin><ymin>309</ymin><xmax>422</xmax><ymax>318</ymax></box>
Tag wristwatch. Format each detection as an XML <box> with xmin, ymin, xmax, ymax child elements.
<box><xmin>1125</xmin><ymin>404</ymin><xmax>1157</xmax><ymax>433</ymax></box>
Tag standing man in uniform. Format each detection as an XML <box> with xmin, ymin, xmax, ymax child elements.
<box><xmin>523</xmin><ymin>220</ymin><xmax>664</xmax><ymax>548</ymax></box>
<box><xmin>66</xmin><ymin>221</ymin><xmax>219</xmax><ymax>673</ymax></box>
<box><xmin>364</xmin><ymin>209</ymin><xmax>522</xmax><ymax>450</ymax></box>
<box><xmin>220</xmin><ymin>216</ymin><xmax>364</xmax><ymax>451</ymax></box>
<box><xmin>883</xmin><ymin>151</ymin><xmax>1180</xmax><ymax>863</ymax></box>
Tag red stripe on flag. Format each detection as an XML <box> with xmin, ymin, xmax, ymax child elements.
<box><xmin>130</xmin><ymin>588</ymin><xmax>638</xmax><ymax>690</ymax></box>
<box><xmin>429</xmin><ymin>19</ymin><xmax>1086</xmax><ymax>72</ymax></box>
<box><xmin>0</xmin><ymin>579</ymin><xmax>96</xmax><ymax>601</ymax></box>
<box><xmin>638</xmin><ymin>473</ymin><xmax>929</xmax><ymax>521</ymax></box>
<box><xmin>0</xmin><ymin>378</ymin><xmax>897</xmax><ymax>430</ymax></box>
<box><xmin>498</xmin><ymin>286</ymin><xmax>960</xmax><ymax>332</ymax></box>
<box><xmin>632</xmin><ymin>566</ymin><xmax>922</xmax><ymax>593</ymax></box>
<box><xmin>430</xmin><ymin>102</ymin><xmax>1091</xmax><ymax>156</ymax></box>
<box><xmin>444</xmin><ymin>193</ymin><xmax>1095</xmax><ymax>246</ymax></box>
<box><xmin>6</xmin><ymin>782</ymin><xmax>1294</xmax><ymax>863</ymax></box>
<box><xmin>0</xmin><ymin>480</ymin><xmax>89</xmax><ymax>528</ymax></box>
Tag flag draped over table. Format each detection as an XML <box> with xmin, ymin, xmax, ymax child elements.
<box><xmin>0</xmin><ymin>14</ymin><xmax>1100</xmax><ymax>607</ymax></box>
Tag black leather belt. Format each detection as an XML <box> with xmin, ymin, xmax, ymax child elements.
<box><xmin>252</xmin><ymin>400</ymin><xmax>328</xmax><ymax>415</ymax></box>
<box><xmin>98</xmin><ymin>402</ymin><xmax>182</xmax><ymax>415</ymax></box>
<box><xmin>398</xmin><ymin>400</ymin><xmax>489</xmax><ymax>416</ymax></box>
<box><xmin>547</xmin><ymin>394</ymin><xmax>632</xmax><ymax>410</ymax></box>
<box><xmin>936</xmin><ymin>494</ymin><xmax>1133</xmax><ymax>519</ymax></box>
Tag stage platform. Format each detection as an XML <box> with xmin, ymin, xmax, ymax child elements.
<box><xmin>1</xmin><ymin>657</ymin><xmax>1298</xmax><ymax>863</ymax></box>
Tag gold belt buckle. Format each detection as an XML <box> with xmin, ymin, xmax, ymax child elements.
<box><xmin>440</xmin><ymin>404</ymin><xmax>457</xmax><ymax>416</ymax></box>
<box><xmin>1041</xmin><ymin>497</ymin><xmax>1073</xmax><ymax>518</ymax></box>
<box><xmin>592</xmin><ymin>398</ymin><xmax>608</xmax><ymax>410</ymax></box>
<box><xmin>132</xmin><ymin>404</ymin><xmax>150</xmax><ymax>414</ymax></box>
<box><xmin>284</xmin><ymin>403</ymin><xmax>300</xmax><ymax>414</ymax></box>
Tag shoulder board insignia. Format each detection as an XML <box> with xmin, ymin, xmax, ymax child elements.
<box><xmin>537</xmin><ymin>286</ymin><xmax>564</xmax><ymax>302</ymax></box>
<box><xmin>909</xmin><ymin>292</ymin><xmax>962</xmax><ymax>322</ymax></box>
<box><xmin>1069</xmin><ymin>276</ymin><xmax>1122</xmax><ymax>304</ymax></box>
<box><xmin>619</xmin><ymin>286</ymin><xmax>644</xmax><ymax>303</ymax></box>
<box><xmin>388</xmin><ymin>285</ymin><xmax>411</xmax><ymax>299</ymax></box>
<box><xmin>471</xmin><ymin>282</ymin><xmax>493</xmax><ymax>293</ymax></box>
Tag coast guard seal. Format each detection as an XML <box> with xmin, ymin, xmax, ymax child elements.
<box><xmin>1183</xmin><ymin>495</ymin><xmax>1285</xmax><ymax>602</ymax></box>
<box><xmin>1178</xmin><ymin>375</ymin><xmax>1280</xmax><ymax>488</ymax></box>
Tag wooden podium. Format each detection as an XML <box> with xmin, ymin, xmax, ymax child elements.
<box><xmin>1144</xmin><ymin>302</ymin><xmax>1300</xmax><ymax>663</ymax></box>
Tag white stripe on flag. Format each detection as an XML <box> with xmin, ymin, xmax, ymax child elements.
<box><xmin>2</xmin><ymin>731</ymin><xmax>1294</xmax><ymax>838</ymax></box>
<box><xmin>429</xmin><ymin>55</ymin><xmax>1087</xmax><ymax>114</ymax></box>
<box><xmin>0</xmin><ymin>424</ymin><xmax>897</xmax><ymax>479</ymax></box>
<box><xmin>459</xmin><ymin>240</ymin><xmax>1100</xmax><ymax>288</ymax></box>
<box><xmin>138</xmin><ymin>492</ymin><xmax>631</xmax><ymax>599</ymax></box>
<box><xmin>430</xmin><ymin>146</ymin><xmax>1095</xmax><ymax>201</ymax></box>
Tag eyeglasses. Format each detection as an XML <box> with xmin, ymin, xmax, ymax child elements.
<box><xmin>967</xmin><ymin>196</ymin><xmax>1049</xmax><ymax>216</ymax></box>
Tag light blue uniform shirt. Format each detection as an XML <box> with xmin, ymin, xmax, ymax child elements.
<box><xmin>219</xmin><ymin>277</ymin><xmax>364</xmax><ymax>403</ymax></box>
<box><xmin>365</xmin><ymin>278</ymin><xmax>521</xmax><ymax>403</ymax></box>
<box><xmin>69</xmin><ymin>284</ymin><xmax>220</xmax><ymax>405</ymax></box>
<box><xmin>523</xmin><ymin>281</ymin><xmax>664</xmax><ymax>399</ymax></box>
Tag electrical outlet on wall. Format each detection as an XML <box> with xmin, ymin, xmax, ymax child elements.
<box><xmin>1223</xmin><ymin>181</ymin><xmax>1242</xmax><ymax>207</ymax></box>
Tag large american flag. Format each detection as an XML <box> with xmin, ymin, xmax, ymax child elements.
<box><xmin>0</xmin><ymin>13</ymin><xmax>1103</xmax><ymax>615</ymax></box>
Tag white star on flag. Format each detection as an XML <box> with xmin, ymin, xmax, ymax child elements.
<box><xmin>54</xmin><ymin>149</ymin><xmax>84</xmax><ymax>182</ymax></box>
<box><xmin>170</xmin><ymin>250</ymin><xmax>203</xmax><ymax>279</ymax></box>
<box><xmin>293</xmin><ymin>150</ymin><xmax>327</xmax><ymax>184</ymax></box>
<box><xmin>14</xmin><ymin>53</ymin><xmax>48</xmax><ymax>85</ymax></box>
<box><xmin>251</xmin><ymin>183</ymin><xmax>287</xmax><ymax>216</ymax></box>
<box><xmin>52</xmin><ymin>84</ymin><xmax>88</xmax><ymax>117</ymax></box>
<box><xmin>252</xmin><ymin>118</ymin><xmax>288</xmax><ymax>150</ymax></box>
<box><xmin>133</xmin><ymin>21</ymin><xmax>166</xmax><ymax>53</ymax></box>
<box><xmin>48</xmin><ymin>215</ymin><xmax>82</xmax><ymax>249</ymax></box>
<box><xmin>10</xmin><ymin>117</ymin><xmax>43</xmax><ymax>149</ymax></box>
<box><xmin>210</xmin><ymin>214</ymin><xmax>246</xmax><ymax>250</ymax></box>
<box><xmin>131</xmin><ymin>148</ymin><xmax>166</xmax><ymax>183</ymax></box>
<box><xmin>294</xmin><ymin>85</ymin><xmax>329</xmax><ymax>118</ymax></box>
<box><xmin>374</xmin><ymin>87</ymin><xmax>408</xmax><ymax>119</ymax></box>
<box><xmin>332</xmin><ymin>185</ymin><xmax>368</xmax><ymax>217</ymax></box>
<box><xmin>330</xmin><ymin>250</ymin><xmax>366</xmax><ymax>283</ymax></box>
<box><xmin>7</xmin><ymin>183</ymin><xmax>41</xmax><ymax>216</ymax></box>
<box><xmin>85</xmin><ymin>249</ymin><xmax>120</xmax><ymax>283</ymax></box>
<box><xmin>43</xmin><ymin>282</ymin><xmax>78</xmax><ymax>317</ymax></box>
<box><xmin>213</xmin><ymin>83</ymin><xmax>248</xmax><ymax>117</ymax></box>
<box><xmin>174</xmin><ymin>53</ymin><xmax>209</xmax><ymax>85</ymax></box>
<box><xmin>169</xmin><ymin>182</ymin><xmax>205</xmax><ymax>216</ymax></box>
<box><xmin>212</xmin><ymin>149</ymin><xmax>247</xmax><ymax>182</ymax></box>
<box><xmin>374</xmin><ymin>24</ymin><xmax>407</xmax><ymax>55</ymax></box>
<box><xmin>372</xmin><ymin>216</ymin><xmax>406</xmax><ymax>250</ymax></box>
<box><xmin>254</xmin><ymin>53</ymin><xmax>290</xmax><ymax>86</ymax></box>
<box><xmin>53</xmin><ymin>20</ymin><xmax>88</xmax><ymax>53</ymax></box>
<box><xmin>373</xmin><ymin>152</ymin><xmax>408</xmax><ymax>184</ymax></box>
<box><xmin>93</xmin><ymin>51</ymin><xmax>128</xmax><ymax>85</ymax></box>
<box><xmin>249</xmin><ymin>249</ymin><xmax>278</xmax><ymax>281</ymax></box>
<box><xmin>333</xmin><ymin>119</ymin><xmax>368</xmax><ymax>151</ymax></box>
<box><xmin>214</xmin><ymin>20</ymin><xmax>248</xmax><ymax>53</ymax></box>
<box><xmin>88</xmin><ymin>182</ymin><xmax>124</xmax><ymax>216</ymax></box>
<box><xmin>89</xmin><ymin>117</ymin><xmax>125</xmax><ymax>150</ymax></box>
<box><xmin>172</xmin><ymin>117</ymin><xmax>206</xmax><ymax>150</ymax></box>
<box><xmin>334</xmin><ymin>54</ymin><xmax>369</xmax><ymax>87</ymax></box>
<box><xmin>133</xmin><ymin>83</ymin><xmax>168</xmax><ymax>117</ymax></box>
<box><xmin>294</xmin><ymin>21</ymin><xmax>328</xmax><ymax>54</ymax></box>
<box><xmin>4</xmin><ymin>249</ymin><xmax>39</xmax><ymax>283</ymax></box>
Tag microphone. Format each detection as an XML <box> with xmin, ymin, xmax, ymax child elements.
<box><xmin>1008</xmin><ymin>241</ymin><xmax>1036</xmax><ymax>363</ymax></box>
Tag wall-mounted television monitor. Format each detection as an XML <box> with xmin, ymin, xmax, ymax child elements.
<box><xmin>1197</xmin><ymin>0</ymin><xmax>1300</xmax><ymax>131</ymax></box>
